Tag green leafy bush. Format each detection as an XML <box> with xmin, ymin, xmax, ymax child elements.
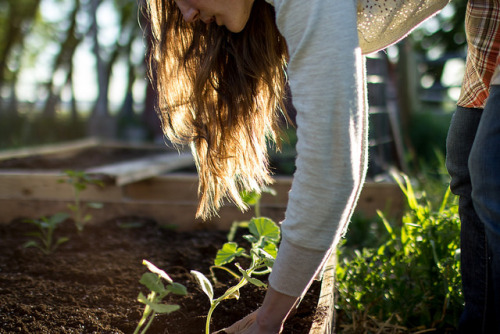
<box><xmin>335</xmin><ymin>174</ymin><xmax>462</xmax><ymax>333</ymax></box>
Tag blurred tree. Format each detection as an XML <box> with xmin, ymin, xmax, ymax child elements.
<box><xmin>396</xmin><ymin>0</ymin><xmax>467</xmax><ymax>171</ymax></box>
<box><xmin>412</xmin><ymin>0</ymin><xmax>467</xmax><ymax>55</ymax></box>
<box><xmin>0</xmin><ymin>0</ymin><xmax>467</xmax><ymax>147</ymax></box>
<box><xmin>0</xmin><ymin>0</ymin><xmax>42</xmax><ymax>114</ymax></box>
<box><xmin>87</xmin><ymin>0</ymin><xmax>143</xmax><ymax>139</ymax></box>
<box><xmin>41</xmin><ymin>0</ymin><xmax>83</xmax><ymax>120</ymax></box>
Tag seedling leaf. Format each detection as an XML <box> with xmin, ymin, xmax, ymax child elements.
<box><xmin>227</xmin><ymin>221</ymin><xmax>249</xmax><ymax>242</ymax></box>
<box><xmin>24</xmin><ymin>231</ymin><xmax>42</xmax><ymax>238</ymax></box>
<box><xmin>55</xmin><ymin>237</ymin><xmax>70</xmax><ymax>246</ymax></box>
<box><xmin>23</xmin><ymin>240</ymin><xmax>39</xmax><ymax>249</ymax></box>
<box><xmin>87</xmin><ymin>202</ymin><xmax>103</xmax><ymax>209</ymax></box>
<box><xmin>137</xmin><ymin>292</ymin><xmax>149</xmax><ymax>304</ymax></box>
<box><xmin>51</xmin><ymin>212</ymin><xmax>70</xmax><ymax>224</ymax></box>
<box><xmin>249</xmin><ymin>217</ymin><xmax>280</xmax><ymax>243</ymax></box>
<box><xmin>190</xmin><ymin>270</ymin><xmax>214</xmax><ymax>303</ymax></box>
<box><xmin>247</xmin><ymin>276</ymin><xmax>267</xmax><ymax>287</ymax></box>
<box><xmin>236</xmin><ymin>264</ymin><xmax>267</xmax><ymax>288</ymax></box>
<box><xmin>150</xmin><ymin>303</ymin><xmax>180</xmax><ymax>314</ymax></box>
<box><xmin>240</xmin><ymin>190</ymin><xmax>261</xmax><ymax>206</ymax></box>
<box><xmin>223</xmin><ymin>288</ymin><xmax>240</xmax><ymax>300</ymax></box>
<box><xmin>143</xmin><ymin>260</ymin><xmax>173</xmax><ymax>283</ymax></box>
<box><xmin>167</xmin><ymin>282</ymin><xmax>188</xmax><ymax>296</ymax></box>
<box><xmin>214</xmin><ymin>242</ymin><xmax>245</xmax><ymax>266</ymax></box>
<box><xmin>262</xmin><ymin>243</ymin><xmax>278</xmax><ymax>259</ymax></box>
<box><xmin>137</xmin><ymin>292</ymin><xmax>180</xmax><ymax>314</ymax></box>
<box><xmin>262</xmin><ymin>186</ymin><xmax>277</xmax><ymax>196</ymax></box>
<box><xmin>140</xmin><ymin>272</ymin><xmax>166</xmax><ymax>293</ymax></box>
<box><xmin>243</xmin><ymin>234</ymin><xmax>258</xmax><ymax>244</ymax></box>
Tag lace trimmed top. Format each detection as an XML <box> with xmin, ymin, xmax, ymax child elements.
<box><xmin>265</xmin><ymin>0</ymin><xmax>451</xmax><ymax>54</ymax></box>
<box><xmin>358</xmin><ymin>0</ymin><xmax>450</xmax><ymax>54</ymax></box>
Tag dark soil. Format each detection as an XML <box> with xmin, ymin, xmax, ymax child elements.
<box><xmin>0</xmin><ymin>217</ymin><xmax>320</xmax><ymax>334</ymax></box>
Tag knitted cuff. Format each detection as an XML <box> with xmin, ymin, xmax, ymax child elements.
<box><xmin>268</xmin><ymin>238</ymin><xmax>329</xmax><ymax>297</ymax></box>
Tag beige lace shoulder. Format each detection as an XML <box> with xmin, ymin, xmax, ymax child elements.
<box><xmin>358</xmin><ymin>0</ymin><xmax>451</xmax><ymax>54</ymax></box>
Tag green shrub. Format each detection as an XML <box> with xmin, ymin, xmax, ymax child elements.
<box><xmin>335</xmin><ymin>173</ymin><xmax>462</xmax><ymax>333</ymax></box>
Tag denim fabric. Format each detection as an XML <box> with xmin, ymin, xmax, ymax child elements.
<box><xmin>446</xmin><ymin>85</ymin><xmax>500</xmax><ymax>333</ymax></box>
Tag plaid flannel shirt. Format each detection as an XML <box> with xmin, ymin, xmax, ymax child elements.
<box><xmin>457</xmin><ymin>0</ymin><xmax>500</xmax><ymax>108</ymax></box>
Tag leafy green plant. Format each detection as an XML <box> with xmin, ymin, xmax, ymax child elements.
<box><xmin>335</xmin><ymin>173</ymin><xmax>462</xmax><ymax>333</ymax></box>
<box><xmin>134</xmin><ymin>260</ymin><xmax>187</xmax><ymax>334</ymax></box>
<box><xmin>191</xmin><ymin>217</ymin><xmax>280</xmax><ymax>334</ymax></box>
<box><xmin>23</xmin><ymin>212</ymin><xmax>70</xmax><ymax>255</ymax></box>
<box><xmin>240</xmin><ymin>186</ymin><xmax>276</xmax><ymax>218</ymax></box>
<box><xmin>59</xmin><ymin>170</ymin><xmax>104</xmax><ymax>232</ymax></box>
<box><xmin>227</xmin><ymin>187</ymin><xmax>276</xmax><ymax>242</ymax></box>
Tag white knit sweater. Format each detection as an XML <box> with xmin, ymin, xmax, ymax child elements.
<box><xmin>263</xmin><ymin>0</ymin><xmax>450</xmax><ymax>297</ymax></box>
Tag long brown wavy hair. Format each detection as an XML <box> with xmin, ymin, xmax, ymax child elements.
<box><xmin>145</xmin><ymin>0</ymin><xmax>289</xmax><ymax>219</ymax></box>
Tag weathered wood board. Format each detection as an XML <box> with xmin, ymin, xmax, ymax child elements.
<box><xmin>0</xmin><ymin>140</ymin><xmax>405</xmax><ymax>231</ymax></box>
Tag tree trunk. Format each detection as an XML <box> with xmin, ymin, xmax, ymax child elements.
<box><xmin>87</xmin><ymin>0</ymin><xmax>116</xmax><ymax>139</ymax></box>
<box><xmin>396</xmin><ymin>39</ymin><xmax>420</xmax><ymax>166</ymax></box>
<box><xmin>0</xmin><ymin>0</ymin><xmax>42</xmax><ymax>113</ymax></box>
<box><xmin>140</xmin><ymin>8</ymin><xmax>163</xmax><ymax>143</ymax></box>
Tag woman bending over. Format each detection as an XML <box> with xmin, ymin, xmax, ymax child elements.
<box><xmin>145</xmin><ymin>0</ymin><xmax>448</xmax><ymax>332</ymax></box>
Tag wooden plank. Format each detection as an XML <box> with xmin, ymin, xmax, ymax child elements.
<box><xmin>0</xmin><ymin>169</ymin><xmax>404</xmax><ymax>228</ymax></box>
<box><xmin>126</xmin><ymin>175</ymin><xmax>404</xmax><ymax>219</ymax></box>
<box><xmin>309</xmin><ymin>251</ymin><xmax>337</xmax><ymax>334</ymax></box>
<box><xmin>86</xmin><ymin>153</ymin><xmax>194</xmax><ymax>186</ymax></box>
<box><xmin>357</xmin><ymin>182</ymin><xmax>404</xmax><ymax>219</ymax></box>
<box><xmin>124</xmin><ymin>173</ymin><xmax>199</xmax><ymax>201</ymax></box>
<box><xmin>0</xmin><ymin>198</ymin><xmax>253</xmax><ymax>231</ymax></box>
<box><xmin>0</xmin><ymin>138</ymin><xmax>100</xmax><ymax>161</ymax></box>
<box><xmin>0</xmin><ymin>173</ymin><xmax>123</xmax><ymax>201</ymax></box>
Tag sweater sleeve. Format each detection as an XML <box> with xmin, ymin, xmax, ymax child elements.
<box><xmin>268</xmin><ymin>0</ymin><xmax>368</xmax><ymax>297</ymax></box>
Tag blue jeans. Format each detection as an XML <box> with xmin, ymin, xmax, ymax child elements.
<box><xmin>446</xmin><ymin>85</ymin><xmax>500</xmax><ymax>333</ymax></box>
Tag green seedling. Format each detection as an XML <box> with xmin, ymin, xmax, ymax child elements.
<box><xmin>59</xmin><ymin>170</ymin><xmax>104</xmax><ymax>233</ymax></box>
<box><xmin>23</xmin><ymin>212</ymin><xmax>70</xmax><ymax>255</ymax></box>
<box><xmin>240</xmin><ymin>186</ymin><xmax>276</xmax><ymax>219</ymax></box>
<box><xmin>191</xmin><ymin>217</ymin><xmax>280</xmax><ymax>334</ymax></box>
<box><xmin>227</xmin><ymin>187</ymin><xmax>276</xmax><ymax>242</ymax></box>
<box><xmin>134</xmin><ymin>260</ymin><xmax>187</xmax><ymax>334</ymax></box>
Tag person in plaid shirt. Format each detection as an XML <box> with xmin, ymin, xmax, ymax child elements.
<box><xmin>446</xmin><ymin>1</ymin><xmax>500</xmax><ymax>332</ymax></box>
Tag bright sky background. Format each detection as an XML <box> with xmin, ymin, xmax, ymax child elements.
<box><xmin>15</xmin><ymin>0</ymin><xmax>147</xmax><ymax>113</ymax></box>
<box><xmin>14</xmin><ymin>0</ymin><xmax>464</xmax><ymax>112</ymax></box>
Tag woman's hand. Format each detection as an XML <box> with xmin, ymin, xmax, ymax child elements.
<box><xmin>217</xmin><ymin>310</ymin><xmax>262</xmax><ymax>334</ymax></box>
<box><xmin>215</xmin><ymin>287</ymin><xmax>299</xmax><ymax>334</ymax></box>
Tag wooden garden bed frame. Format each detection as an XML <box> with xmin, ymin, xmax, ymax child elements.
<box><xmin>0</xmin><ymin>138</ymin><xmax>405</xmax><ymax>334</ymax></box>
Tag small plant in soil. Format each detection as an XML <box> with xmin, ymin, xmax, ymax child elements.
<box><xmin>23</xmin><ymin>212</ymin><xmax>70</xmax><ymax>255</ymax></box>
<box><xmin>134</xmin><ymin>260</ymin><xmax>187</xmax><ymax>334</ymax></box>
<box><xmin>59</xmin><ymin>170</ymin><xmax>104</xmax><ymax>233</ymax></box>
<box><xmin>191</xmin><ymin>217</ymin><xmax>280</xmax><ymax>334</ymax></box>
<box><xmin>227</xmin><ymin>187</ymin><xmax>276</xmax><ymax>242</ymax></box>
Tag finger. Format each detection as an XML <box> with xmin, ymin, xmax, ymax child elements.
<box><xmin>215</xmin><ymin>312</ymin><xmax>257</xmax><ymax>334</ymax></box>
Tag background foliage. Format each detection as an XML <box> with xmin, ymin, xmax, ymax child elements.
<box><xmin>336</xmin><ymin>174</ymin><xmax>462</xmax><ymax>333</ymax></box>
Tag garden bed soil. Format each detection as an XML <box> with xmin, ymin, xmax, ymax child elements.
<box><xmin>0</xmin><ymin>217</ymin><xmax>322</xmax><ymax>334</ymax></box>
